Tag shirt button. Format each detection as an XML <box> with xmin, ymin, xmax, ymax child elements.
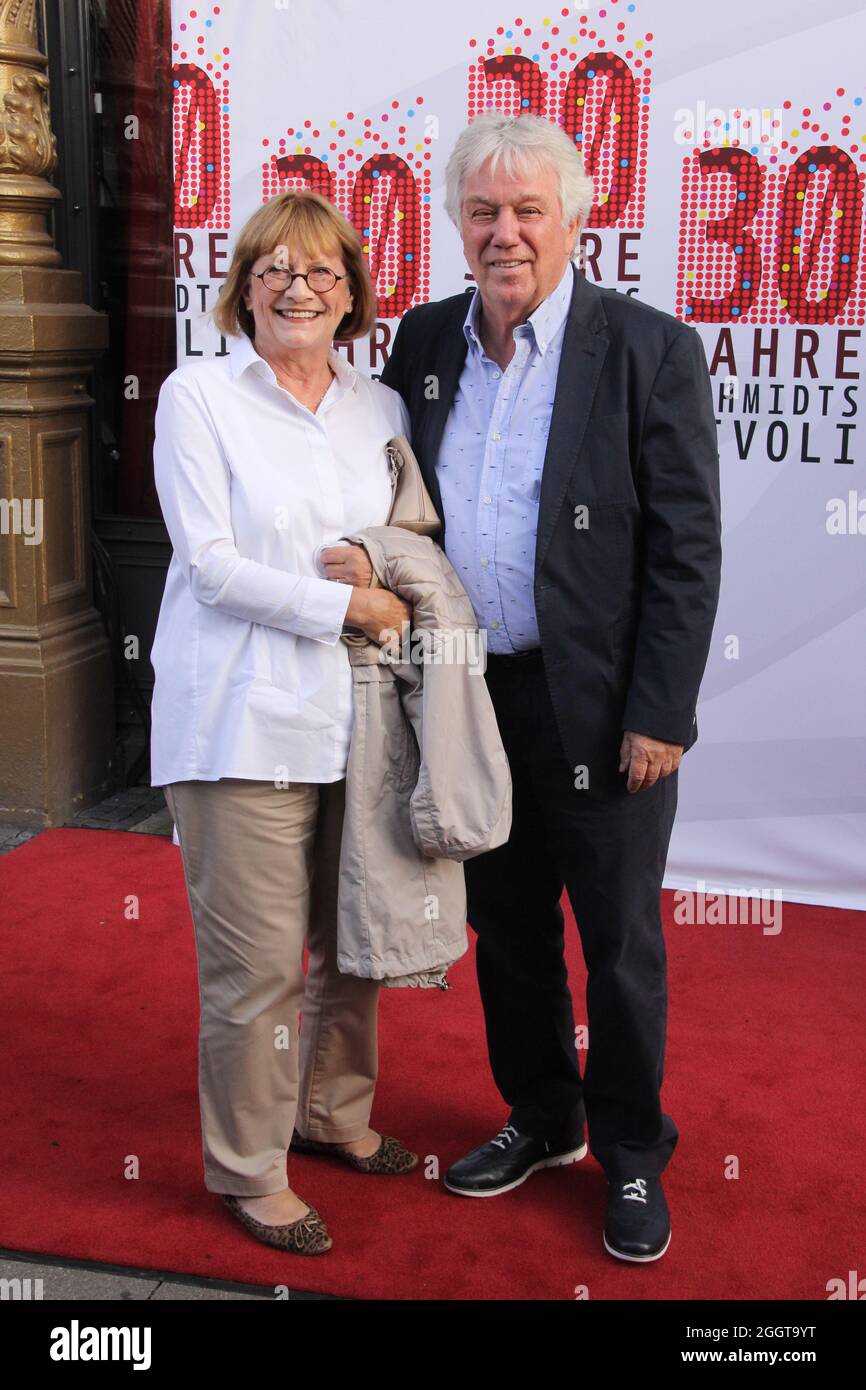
<box><xmin>480</xmin><ymin>557</ymin><xmax>489</xmax><ymax>566</ymax></box>
<box><xmin>490</xmin><ymin>620</ymin><xmax>500</xmax><ymax>630</ymax></box>
<box><xmin>492</xmin><ymin>431</ymin><xmax>501</xmax><ymax>441</ymax></box>
<box><xmin>492</xmin><ymin>371</ymin><xmax>501</xmax><ymax>379</ymax></box>
<box><xmin>483</xmin><ymin>495</ymin><xmax>492</xmax><ymax>504</ymax></box>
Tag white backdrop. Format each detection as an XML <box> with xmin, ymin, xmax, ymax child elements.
<box><xmin>169</xmin><ymin>0</ymin><xmax>866</xmax><ymax>909</ymax></box>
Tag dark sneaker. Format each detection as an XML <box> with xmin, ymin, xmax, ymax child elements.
<box><xmin>603</xmin><ymin>1177</ymin><xmax>671</xmax><ymax>1261</ymax></box>
<box><xmin>443</xmin><ymin>1120</ymin><xmax>587</xmax><ymax>1197</ymax></box>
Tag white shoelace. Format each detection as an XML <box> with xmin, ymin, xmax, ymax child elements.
<box><xmin>490</xmin><ymin>1123</ymin><xmax>520</xmax><ymax>1150</ymax></box>
<box><xmin>622</xmin><ymin>1179</ymin><xmax>648</xmax><ymax>1203</ymax></box>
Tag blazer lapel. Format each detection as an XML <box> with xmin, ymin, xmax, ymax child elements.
<box><xmin>415</xmin><ymin>293</ymin><xmax>471</xmax><ymax>542</ymax></box>
<box><xmin>534</xmin><ymin>268</ymin><xmax>610</xmax><ymax>576</ymax></box>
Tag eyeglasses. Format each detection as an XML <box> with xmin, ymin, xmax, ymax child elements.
<box><xmin>251</xmin><ymin>266</ymin><xmax>346</xmax><ymax>293</ymax></box>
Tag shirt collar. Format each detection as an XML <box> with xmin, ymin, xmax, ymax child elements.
<box><xmin>463</xmin><ymin>259</ymin><xmax>574</xmax><ymax>360</ymax></box>
<box><xmin>228</xmin><ymin>331</ymin><xmax>359</xmax><ymax>395</ymax></box>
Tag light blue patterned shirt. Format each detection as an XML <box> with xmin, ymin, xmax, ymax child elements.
<box><xmin>436</xmin><ymin>260</ymin><xmax>575</xmax><ymax>653</ymax></box>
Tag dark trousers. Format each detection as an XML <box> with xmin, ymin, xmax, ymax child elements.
<box><xmin>464</xmin><ymin>649</ymin><xmax>679</xmax><ymax>1181</ymax></box>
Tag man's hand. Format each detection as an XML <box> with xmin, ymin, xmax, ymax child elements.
<box><xmin>320</xmin><ymin>543</ymin><xmax>374</xmax><ymax>587</ymax></box>
<box><xmin>618</xmin><ymin>731</ymin><xmax>683</xmax><ymax>793</ymax></box>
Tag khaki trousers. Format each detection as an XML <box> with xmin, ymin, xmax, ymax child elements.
<box><xmin>163</xmin><ymin>777</ymin><xmax>381</xmax><ymax>1196</ymax></box>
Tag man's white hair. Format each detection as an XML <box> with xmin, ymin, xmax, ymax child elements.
<box><xmin>444</xmin><ymin>111</ymin><xmax>594</xmax><ymax>257</ymax></box>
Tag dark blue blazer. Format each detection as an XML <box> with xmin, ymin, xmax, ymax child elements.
<box><xmin>380</xmin><ymin>265</ymin><xmax>722</xmax><ymax>776</ymax></box>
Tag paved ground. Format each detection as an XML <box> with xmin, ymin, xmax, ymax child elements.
<box><xmin>0</xmin><ymin>1253</ymin><xmax>336</xmax><ymax>1301</ymax></box>
<box><xmin>0</xmin><ymin>787</ymin><xmax>173</xmax><ymax>857</ymax></box>
<box><xmin>0</xmin><ymin>777</ymin><xmax>340</xmax><ymax>1302</ymax></box>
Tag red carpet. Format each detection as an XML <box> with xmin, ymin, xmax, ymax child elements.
<box><xmin>1</xmin><ymin>827</ymin><xmax>864</xmax><ymax>1300</ymax></box>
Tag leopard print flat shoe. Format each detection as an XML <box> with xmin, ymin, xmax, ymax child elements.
<box><xmin>291</xmin><ymin>1130</ymin><xmax>419</xmax><ymax>1175</ymax></box>
<box><xmin>221</xmin><ymin>1195</ymin><xmax>332</xmax><ymax>1254</ymax></box>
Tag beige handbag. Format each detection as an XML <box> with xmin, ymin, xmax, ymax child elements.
<box><xmin>379</xmin><ymin>433</ymin><xmax>440</xmax><ymax>539</ymax></box>
<box><xmin>349</xmin><ymin>433</ymin><xmax>442</xmax><ymax>584</ymax></box>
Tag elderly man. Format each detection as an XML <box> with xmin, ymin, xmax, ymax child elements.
<box><xmin>325</xmin><ymin>111</ymin><xmax>721</xmax><ymax>1261</ymax></box>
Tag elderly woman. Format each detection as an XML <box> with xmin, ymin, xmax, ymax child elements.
<box><xmin>150</xmin><ymin>190</ymin><xmax>418</xmax><ymax>1256</ymax></box>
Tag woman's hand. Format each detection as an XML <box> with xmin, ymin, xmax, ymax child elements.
<box><xmin>320</xmin><ymin>543</ymin><xmax>374</xmax><ymax>587</ymax></box>
<box><xmin>345</xmin><ymin>587</ymin><xmax>412</xmax><ymax>646</ymax></box>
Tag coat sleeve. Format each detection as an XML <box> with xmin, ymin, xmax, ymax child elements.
<box><xmin>153</xmin><ymin>370</ymin><xmax>352</xmax><ymax>643</ymax></box>
<box><xmin>395</xmin><ymin>546</ymin><xmax>513</xmax><ymax>861</ymax></box>
<box><xmin>620</xmin><ymin>326</ymin><xmax>722</xmax><ymax>745</ymax></box>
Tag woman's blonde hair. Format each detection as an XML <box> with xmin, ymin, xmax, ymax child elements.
<box><xmin>212</xmin><ymin>189</ymin><xmax>376</xmax><ymax>342</ymax></box>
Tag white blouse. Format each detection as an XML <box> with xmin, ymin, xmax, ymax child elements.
<box><xmin>149</xmin><ymin>331</ymin><xmax>410</xmax><ymax>786</ymax></box>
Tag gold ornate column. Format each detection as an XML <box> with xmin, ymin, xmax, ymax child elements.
<box><xmin>0</xmin><ymin>0</ymin><xmax>113</xmax><ymax>827</ymax></box>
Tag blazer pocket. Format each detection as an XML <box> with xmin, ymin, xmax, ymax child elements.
<box><xmin>567</xmin><ymin>498</ymin><xmax>637</xmax><ymax>587</ymax></box>
<box><xmin>574</xmin><ymin>411</ymin><xmax>634</xmax><ymax>504</ymax></box>
<box><xmin>582</xmin><ymin>409</ymin><xmax>630</xmax><ymax>433</ymax></box>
